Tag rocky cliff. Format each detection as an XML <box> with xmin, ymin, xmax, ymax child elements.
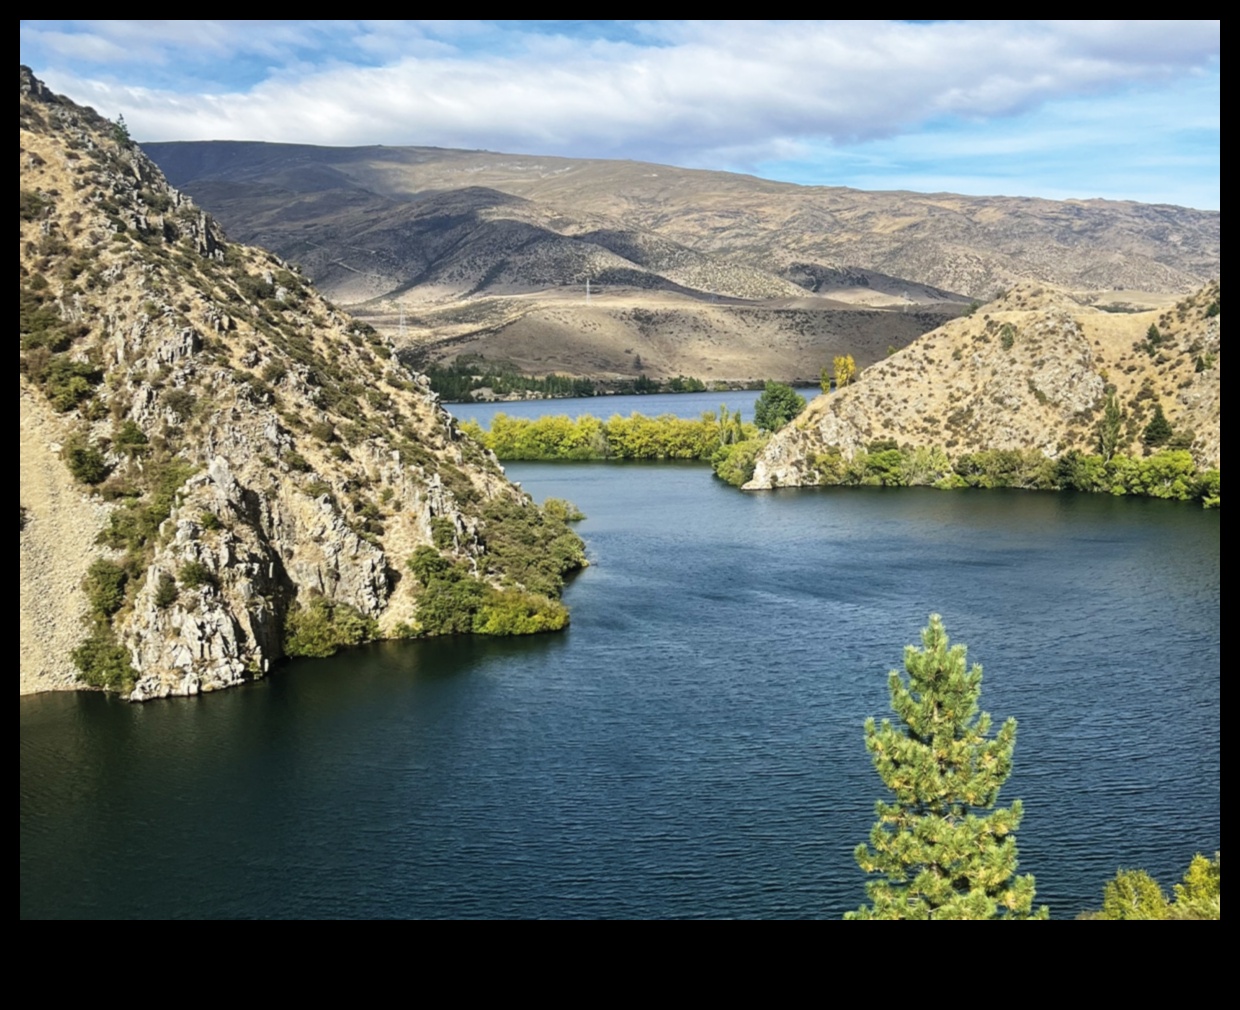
<box><xmin>746</xmin><ymin>282</ymin><xmax>1221</xmax><ymax>489</ymax></box>
<box><xmin>19</xmin><ymin>67</ymin><xmax>584</xmax><ymax>700</ymax></box>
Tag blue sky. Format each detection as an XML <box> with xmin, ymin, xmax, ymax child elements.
<box><xmin>19</xmin><ymin>20</ymin><xmax>1219</xmax><ymax>209</ymax></box>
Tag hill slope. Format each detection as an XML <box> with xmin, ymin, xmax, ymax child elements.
<box><xmin>148</xmin><ymin>140</ymin><xmax>1219</xmax><ymax>300</ymax></box>
<box><xmin>746</xmin><ymin>282</ymin><xmax>1221</xmax><ymax>490</ymax></box>
<box><xmin>19</xmin><ymin>67</ymin><xmax>583</xmax><ymax>700</ymax></box>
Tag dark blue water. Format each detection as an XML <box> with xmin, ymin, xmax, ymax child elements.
<box><xmin>20</xmin><ymin>464</ymin><xmax>1219</xmax><ymax>919</ymax></box>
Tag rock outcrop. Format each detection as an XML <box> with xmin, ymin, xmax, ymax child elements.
<box><xmin>19</xmin><ymin>67</ymin><xmax>583</xmax><ymax>700</ymax></box>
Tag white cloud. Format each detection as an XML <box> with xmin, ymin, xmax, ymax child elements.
<box><xmin>21</xmin><ymin>20</ymin><xmax>1219</xmax><ymax>205</ymax></box>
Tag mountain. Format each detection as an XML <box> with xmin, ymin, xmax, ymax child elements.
<box><xmin>143</xmin><ymin>140</ymin><xmax>1220</xmax><ymax>388</ymax></box>
<box><xmin>19</xmin><ymin>67</ymin><xmax>584</xmax><ymax>701</ymax></box>
<box><xmin>147</xmin><ymin>141</ymin><xmax>1220</xmax><ymax>300</ymax></box>
<box><xmin>745</xmin><ymin>281</ymin><xmax>1221</xmax><ymax>490</ymax></box>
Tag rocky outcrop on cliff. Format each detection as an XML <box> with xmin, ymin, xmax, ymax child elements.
<box><xmin>19</xmin><ymin>67</ymin><xmax>583</xmax><ymax>700</ymax></box>
<box><xmin>746</xmin><ymin>282</ymin><xmax>1221</xmax><ymax>489</ymax></box>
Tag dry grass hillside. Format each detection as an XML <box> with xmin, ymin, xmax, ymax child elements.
<box><xmin>381</xmin><ymin>291</ymin><xmax>954</xmax><ymax>384</ymax></box>
<box><xmin>747</xmin><ymin>282</ymin><xmax>1221</xmax><ymax>489</ymax></box>
<box><xmin>148</xmin><ymin>141</ymin><xmax>1219</xmax><ymax>300</ymax></box>
<box><xmin>19</xmin><ymin>67</ymin><xmax>583</xmax><ymax>700</ymax></box>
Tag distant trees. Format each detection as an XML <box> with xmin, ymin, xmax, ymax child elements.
<box><xmin>833</xmin><ymin>354</ymin><xmax>857</xmax><ymax>390</ymax></box>
<box><xmin>1097</xmin><ymin>391</ymin><xmax>1125</xmax><ymax>460</ymax></box>
<box><xmin>753</xmin><ymin>381</ymin><xmax>806</xmax><ymax>432</ymax></box>
<box><xmin>847</xmin><ymin>614</ymin><xmax>1046</xmax><ymax>919</ymax></box>
<box><xmin>820</xmin><ymin>355</ymin><xmax>857</xmax><ymax>393</ymax></box>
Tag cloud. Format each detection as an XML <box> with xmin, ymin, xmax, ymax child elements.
<box><xmin>20</xmin><ymin>20</ymin><xmax>1219</xmax><ymax>206</ymax></box>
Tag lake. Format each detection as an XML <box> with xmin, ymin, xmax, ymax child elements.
<box><xmin>20</xmin><ymin>426</ymin><xmax>1219</xmax><ymax>918</ymax></box>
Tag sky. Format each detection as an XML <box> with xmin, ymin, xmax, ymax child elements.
<box><xmin>19</xmin><ymin>20</ymin><xmax>1220</xmax><ymax>210</ymax></box>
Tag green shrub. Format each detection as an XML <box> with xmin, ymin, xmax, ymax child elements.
<box><xmin>154</xmin><ymin>572</ymin><xmax>179</xmax><ymax>609</ymax></box>
<box><xmin>284</xmin><ymin>598</ymin><xmax>379</xmax><ymax>658</ymax></box>
<box><xmin>83</xmin><ymin>558</ymin><xmax>129</xmax><ymax>616</ymax></box>
<box><xmin>711</xmin><ymin>438</ymin><xmax>767</xmax><ymax>487</ymax></box>
<box><xmin>431</xmin><ymin>517</ymin><xmax>457</xmax><ymax>550</ymax></box>
<box><xmin>64</xmin><ymin>440</ymin><xmax>109</xmax><ymax>485</ymax></box>
<box><xmin>178</xmin><ymin>560</ymin><xmax>217</xmax><ymax>590</ymax></box>
<box><xmin>284</xmin><ymin>451</ymin><xmax>312</xmax><ymax>473</ymax></box>
<box><xmin>72</xmin><ymin>624</ymin><xmax>137</xmax><ymax>692</ymax></box>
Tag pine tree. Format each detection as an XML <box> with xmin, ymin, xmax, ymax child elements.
<box><xmin>847</xmin><ymin>614</ymin><xmax>1047</xmax><ymax>919</ymax></box>
<box><xmin>1142</xmin><ymin>402</ymin><xmax>1173</xmax><ymax>447</ymax></box>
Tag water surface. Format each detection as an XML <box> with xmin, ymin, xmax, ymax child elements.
<box><xmin>20</xmin><ymin>463</ymin><xmax>1219</xmax><ymax>918</ymax></box>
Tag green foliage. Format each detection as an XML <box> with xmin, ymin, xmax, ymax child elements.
<box><xmin>283</xmin><ymin>597</ymin><xmax>379</xmax><ymax>658</ymax></box>
<box><xmin>114</xmin><ymin>420</ymin><xmax>149</xmax><ymax>457</ymax></box>
<box><xmin>153</xmin><ymin>572</ymin><xmax>179</xmax><ymax>609</ymax></box>
<box><xmin>284</xmin><ymin>450</ymin><xmax>313</xmax><ymax>473</ymax></box>
<box><xmin>72</xmin><ymin>624</ymin><xmax>137</xmax><ymax>692</ymax></box>
<box><xmin>111</xmin><ymin>114</ymin><xmax>131</xmax><ymax>146</ymax></box>
<box><xmin>477</xmin><ymin>496</ymin><xmax>587</xmax><ymax>597</ymax></box>
<box><xmin>1097</xmin><ymin>391</ymin><xmax>1125</xmax><ymax>461</ymax></box>
<box><xmin>83</xmin><ymin>559</ymin><xmax>129</xmax><ymax>617</ymax></box>
<box><xmin>64</xmin><ymin>440</ymin><xmax>109</xmax><ymax>485</ymax></box>
<box><xmin>1093</xmin><ymin>870</ymin><xmax>1172</xmax><ymax>919</ymax></box>
<box><xmin>1172</xmin><ymin>853</ymin><xmax>1221</xmax><ymax>919</ymax></box>
<box><xmin>1086</xmin><ymin>852</ymin><xmax>1220</xmax><ymax>922</ymax></box>
<box><xmin>407</xmin><ymin>548</ymin><xmax>569</xmax><ymax>637</ymax></box>
<box><xmin>419</xmin><ymin>354</ymin><xmax>599</xmax><ymax>401</ymax></box>
<box><xmin>20</xmin><ymin>188</ymin><xmax>49</xmax><ymax>222</ymax></box>
<box><xmin>98</xmin><ymin>458</ymin><xmax>197</xmax><ymax>551</ymax></box>
<box><xmin>472</xmin><ymin>410</ymin><xmax>757</xmax><ymax>463</ymax></box>
<box><xmin>1140</xmin><ymin>323</ymin><xmax>1165</xmax><ymax>357</ymax></box>
<box><xmin>999</xmin><ymin>323</ymin><xmax>1017</xmax><ymax>350</ymax></box>
<box><xmin>710</xmin><ymin>438</ymin><xmax>768</xmax><ymax>487</ymax></box>
<box><xmin>1142</xmin><ymin>403</ymin><xmax>1173</xmax><ymax>447</ymax></box>
<box><xmin>753</xmin><ymin>381</ymin><xmax>806</xmax><ymax>432</ymax></box>
<box><xmin>833</xmin><ymin>354</ymin><xmax>857</xmax><ymax>389</ymax></box>
<box><xmin>178</xmin><ymin>560</ymin><xmax>216</xmax><ymax>590</ymax></box>
<box><xmin>541</xmin><ymin>497</ymin><xmax>586</xmax><ymax>522</ymax></box>
<box><xmin>431</xmin><ymin>516</ymin><xmax>457</xmax><ymax>550</ymax></box>
<box><xmin>954</xmin><ymin>449</ymin><xmax>1056</xmax><ymax>490</ymax></box>
<box><xmin>848</xmin><ymin>615</ymin><xmax>1046</xmax><ymax>920</ymax></box>
<box><xmin>23</xmin><ymin>350</ymin><xmax>102</xmax><ymax>411</ymax></box>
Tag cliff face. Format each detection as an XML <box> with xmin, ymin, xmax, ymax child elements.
<box><xmin>746</xmin><ymin>282</ymin><xmax>1221</xmax><ymax>489</ymax></box>
<box><xmin>19</xmin><ymin>67</ymin><xmax>583</xmax><ymax>700</ymax></box>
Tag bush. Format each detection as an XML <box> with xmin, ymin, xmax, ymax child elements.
<box><xmin>431</xmin><ymin>517</ymin><xmax>457</xmax><ymax>550</ymax></box>
<box><xmin>64</xmin><ymin>440</ymin><xmax>109</xmax><ymax>485</ymax></box>
<box><xmin>113</xmin><ymin>420</ymin><xmax>149</xmax><ymax>457</ymax></box>
<box><xmin>72</xmin><ymin>624</ymin><xmax>137</xmax><ymax>692</ymax></box>
<box><xmin>83</xmin><ymin>558</ymin><xmax>129</xmax><ymax>616</ymax></box>
<box><xmin>284</xmin><ymin>597</ymin><xmax>379</xmax><ymax>658</ymax></box>
<box><xmin>154</xmin><ymin>572</ymin><xmax>179</xmax><ymax>609</ymax></box>
<box><xmin>178</xmin><ymin>560</ymin><xmax>217</xmax><ymax>590</ymax></box>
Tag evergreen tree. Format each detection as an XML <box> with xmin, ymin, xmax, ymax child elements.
<box><xmin>847</xmin><ymin>615</ymin><xmax>1046</xmax><ymax>919</ymax></box>
<box><xmin>1142</xmin><ymin>402</ymin><xmax>1173</xmax><ymax>447</ymax></box>
<box><xmin>753</xmin><ymin>381</ymin><xmax>805</xmax><ymax>432</ymax></box>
